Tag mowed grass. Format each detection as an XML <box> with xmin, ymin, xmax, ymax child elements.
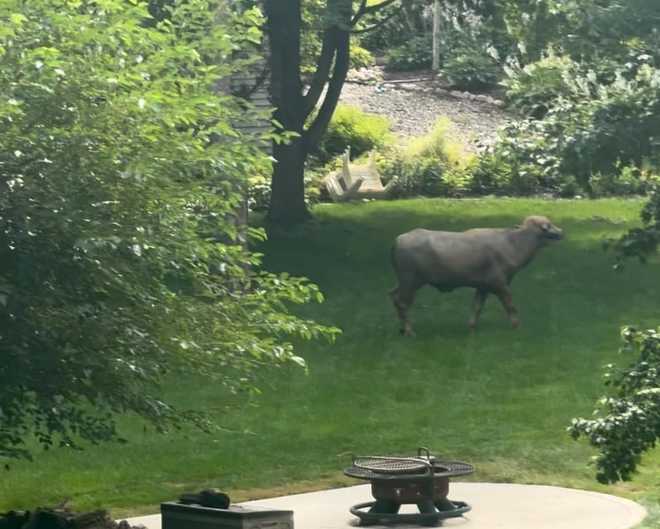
<box><xmin>2</xmin><ymin>198</ymin><xmax>660</xmax><ymax>525</ymax></box>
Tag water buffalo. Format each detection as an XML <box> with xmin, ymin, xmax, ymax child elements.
<box><xmin>390</xmin><ymin>216</ymin><xmax>563</xmax><ymax>336</ymax></box>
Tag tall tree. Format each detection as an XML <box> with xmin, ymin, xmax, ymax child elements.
<box><xmin>264</xmin><ymin>0</ymin><xmax>399</xmax><ymax>225</ymax></box>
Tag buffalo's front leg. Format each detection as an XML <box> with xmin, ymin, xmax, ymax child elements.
<box><xmin>390</xmin><ymin>287</ymin><xmax>417</xmax><ymax>337</ymax></box>
<box><xmin>494</xmin><ymin>287</ymin><xmax>519</xmax><ymax>328</ymax></box>
<box><xmin>468</xmin><ymin>289</ymin><xmax>488</xmax><ymax>329</ymax></box>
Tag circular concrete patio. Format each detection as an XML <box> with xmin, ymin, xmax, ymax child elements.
<box><xmin>127</xmin><ymin>482</ymin><xmax>646</xmax><ymax>529</ymax></box>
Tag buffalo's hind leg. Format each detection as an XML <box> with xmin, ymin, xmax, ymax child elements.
<box><xmin>390</xmin><ymin>286</ymin><xmax>417</xmax><ymax>337</ymax></box>
<box><xmin>494</xmin><ymin>286</ymin><xmax>519</xmax><ymax>328</ymax></box>
<box><xmin>469</xmin><ymin>289</ymin><xmax>488</xmax><ymax>330</ymax></box>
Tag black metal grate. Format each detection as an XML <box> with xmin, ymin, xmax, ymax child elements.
<box><xmin>345</xmin><ymin>456</ymin><xmax>473</xmax><ymax>481</ymax></box>
<box><xmin>353</xmin><ymin>456</ymin><xmax>429</xmax><ymax>475</ymax></box>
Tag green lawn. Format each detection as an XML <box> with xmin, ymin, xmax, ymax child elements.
<box><xmin>2</xmin><ymin>198</ymin><xmax>660</xmax><ymax>525</ymax></box>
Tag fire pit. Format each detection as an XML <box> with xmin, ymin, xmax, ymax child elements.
<box><xmin>343</xmin><ymin>448</ymin><xmax>473</xmax><ymax>526</ymax></box>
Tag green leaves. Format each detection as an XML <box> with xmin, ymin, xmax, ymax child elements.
<box><xmin>570</xmin><ymin>326</ymin><xmax>660</xmax><ymax>483</ymax></box>
<box><xmin>491</xmin><ymin>58</ymin><xmax>660</xmax><ymax>196</ymax></box>
<box><xmin>0</xmin><ymin>0</ymin><xmax>337</xmax><ymax>462</ymax></box>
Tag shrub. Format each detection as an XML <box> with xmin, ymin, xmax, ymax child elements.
<box><xmin>589</xmin><ymin>165</ymin><xmax>659</xmax><ymax>197</ymax></box>
<box><xmin>385</xmin><ymin>35</ymin><xmax>433</xmax><ymax>72</ymax></box>
<box><xmin>318</xmin><ymin>104</ymin><xmax>393</xmax><ymax>163</ymax></box>
<box><xmin>437</xmin><ymin>21</ymin><xmax>502</xmax><ymax>92</ymax></box>
<box><xmin>350</xmin><ymin>42</ymin><xmax>375</xmax><ymax>70</ymax></box>
<box><xmin>570</xmin><ymin>326</ymin><xmax>660</xmax><ymax>483</ymax></box>
<box><xmin>502</xmin><ymin>54</ymin><xmax>579</xmax><ymax>118</ymax></box>
<box><xmin>440</xmin><ymin>47</ymin><xmax>500</xmax><ymax>91</ymax></box>
<box><xmin>489</xmin><ymin>63</ymin><xmax>660</xmax><ymax>192</ymax></box>
<box><xmin>383</xmin><ymin>118</ymin><xmax>476</xmax><ymax>197</ymax></box>
<box><xmin>469</xmin><ymin>152</ymin><xmax>515</xmax><ymax>195</ymax></box>
<box><xmin>248</xmin><ymin>174</ymin><xmax>272</xmax><ymax>212</ymax></box>
<box><xmin>556</xmin><ymin>175</ymin><xmax>581</xmax><ymax>198</ymax></box>
<box><xmin>474</xmin><ymin>117</ymin><xmax>565</xmax><ymax>195</ymax></box>
<box><xmin>0</xmin><ymin>0</ymin><xmax>337</xmax><ymax>460</ymax></box>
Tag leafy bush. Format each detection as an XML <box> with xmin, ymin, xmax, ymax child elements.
<box><xmin>385</xmin><ymin>35</ymin><xmax>433</xmax><ymax>72</ymax></box>
<box><xmin>381</xmin><ymin>118</ymin><xmax>476</xmax><ymax>197</ymax></box>
<box><xmin>350</xmin><ymin>42</ymin><xmax>375</xmax><ymax>70</ymax></box>
<box><xmin>318</xmin><ymin>104</ymin><xmax>392</xmax><ymax>163</ymax></box>
<box><xmin>589</xmin><ymin>165</ymin><xmax>658</xmax><ymax>197</ymax></box>
<box><xmin>475</xmin><ymin>116</ymin><xmax>565</xmax><ymax>195</ymax></box>
<box><xmin>438</xmin><ymin>29</ymin><xmax>501</xmax><ymax>92</ymax></box>
<box><xmin>358</xmin><ymin>1</ymin><xmax>430</xmax><ymax>54</ymax></box>
<box><xmin>556</xmin><ymin>174</ymin><xmax>582</xmax><ymax>198</ymax></box>
<box><xmin>608</xmin><ymin>186</ymin><xmax>660</xmax><ymax>266</ymax></box>
<box><xmin>441</xmin><ymin>51</ymin><xmax>500</xmax><ymax>92</ymax></box>
<box><xmin>435</xmin><ymin>11</ymin><xmax>504</xmax><ymax>92</ymax></box>
<box><xmin>0</xmin><ymin>0</ymin><xmax>337</xmax><ymax>461</ymax></box>
<box><xmin>502</xmin><ymin>54</ymin><xmax>579</xmax><ymax>117</ymax></box>
<box><xmin>468</xmin><ymin>152</ymin><xmax>538</xmax><ymax>196</ymax></box>
<box><xmin>570</xmin><ymin>326</ymin><xmax>660</xmax><ymax>483</ymax></box>
<box><xmin>485</xmin><ymin>63</ymin><xmax>660</xmax><ymax>194</ymax></box>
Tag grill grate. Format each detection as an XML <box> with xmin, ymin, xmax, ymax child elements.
<box><xmin>352</xmin><ymin>456</ymin><xmax>429</xmax><ymax>475</ymax></box>
<box><xmin>345</xmin><ymin>454</ymin><xmax>473</xmax><ymax>481</ymax></box>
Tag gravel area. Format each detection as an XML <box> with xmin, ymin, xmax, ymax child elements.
<box><xmin>340</xmin><ymin>67</ymin><xmax>509</xmax><ymax>151</ymax></box>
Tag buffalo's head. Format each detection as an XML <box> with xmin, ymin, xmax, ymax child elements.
<box><xmin>522</xmin><ymin>215</ymin><xmax>563</xmax><ymax>242</ymax></box>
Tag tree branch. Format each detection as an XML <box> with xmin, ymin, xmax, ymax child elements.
<box><xmin>303</xmin><ymin>32</ymin><xmax>337</xmax><ymax>117</ymax></box>
<box><xmin>351</xmin><ymin>0</ymin><xmax>369</xmax><ymax>25</ymax></box>
<box><xmin>351</xmin><ymin>0</ymin><xmax>399</xmax><ymax>26</ymax></box>
<box><xmin>304</xmin><ymin>28</ymin><xmax>350</xmax><ymax>153</ymax></box>
<box><xmin>351</xmin><ymin>4</ymin><xmax>403</xmax><ymax>34</ymax></box>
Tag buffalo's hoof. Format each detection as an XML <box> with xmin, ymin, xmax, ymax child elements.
<box><xmin>511</xmin><ymin>318</ymin><xmax>520</xmax><ymax>329</ymax></box>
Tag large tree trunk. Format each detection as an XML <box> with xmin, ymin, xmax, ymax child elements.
<box><xmin>269</xmin><ymin>136</ymin><xmax>309</xmax><ymax>225</ymax></box>
<box><xmin>264</xmin><ymin>0</ymin><xmax>310</xmax><ymax>224</ymax></box>
<box><xmin>263</xmin><ymin>0</ymin><xmax>357</xmax><ymax>226</ymax></box>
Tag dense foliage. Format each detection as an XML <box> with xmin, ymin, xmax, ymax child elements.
<box><xmin>318</xmin><ymin>104</ymin><xmax>393</xmax><ymax>163</ymax></box>
<box><xmin>0</xmin><ymin>0</ymin><xmax>336</xmax><ymax>461</ymax></box>
<box><xmin>570</xmin><ymin>327</ymin><xmax>660</xmax><ymax>484</ymax></box>
<box><xmin>378</xmin><ymin>1</ymin><xmax>507</xmax><ymax>87</ymax></box>
<box><xmin>384</xmin><ymin>35</ymin><xmax>433</xmax><ymax>72</ymax></box>
<box><xmin>377</xmin><ymin>118</ymin><xmax>475</xmax><ymax>197</ymax></box>
<box><xmin>483</xmin><ymin>61</ymin><xmax>660</xmax><ymax>196</ymax></box>
<box><xmin>474</xmin><ymin>0</ymin><xmax>660</xmax><ymax>198</ymax></box>
<box><xmin>610</xmin><ymin>193</ymin><xmax>660</xmax><ymax>266</ymax></box>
